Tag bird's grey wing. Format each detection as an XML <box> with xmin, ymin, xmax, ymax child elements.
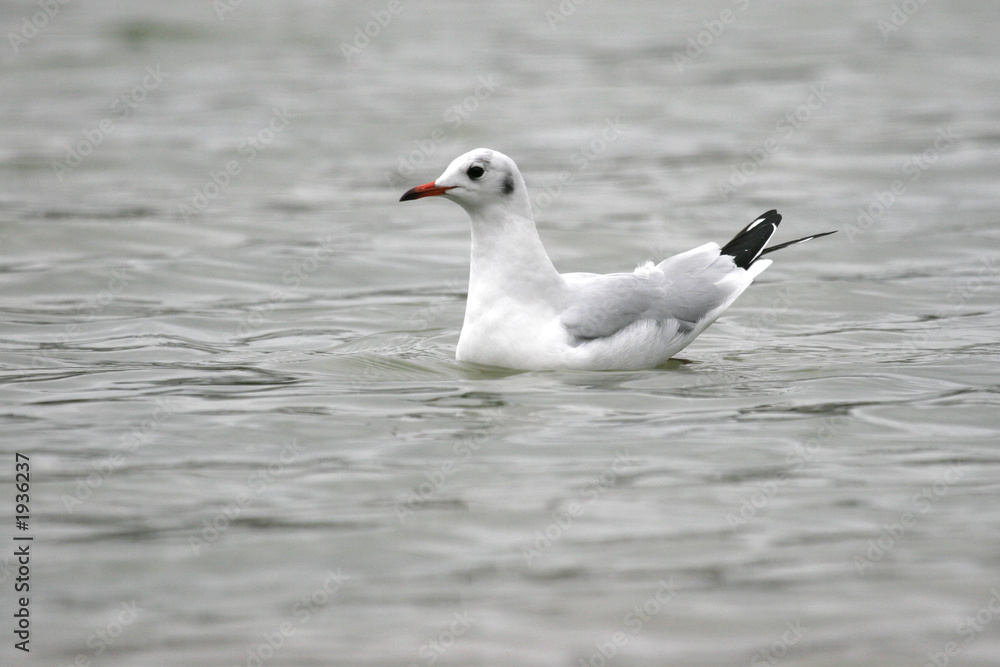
<box><xmin>560</xmin><ymin>243</ymin><xmax>741</xmax><ymax>340</ymax></box>
<box><xmin>559</xmin><ymin>272</ymin><xmax>670</xmax><ymax>340</ymax></box>
<box><xmin>650</xmin><ymin>242</ymin><xmax>745</xmax><ymax>326</ymax></box>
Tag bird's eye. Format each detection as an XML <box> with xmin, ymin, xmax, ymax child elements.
<box><xmin>467</xmin><ymin>165</ymin><xmax>485</xmax><ymax>180</ymax></box>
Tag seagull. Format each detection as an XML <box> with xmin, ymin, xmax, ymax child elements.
<box><xmin>400</xmin><ymin>148</ymin><xmax>835</xmax><ymax>371</ymax></box>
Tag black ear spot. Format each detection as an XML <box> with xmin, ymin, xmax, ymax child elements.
<box><xmin>502</xmin><ymin>174</ymin><xmax>514</xmax><ymax>195</ymax></box>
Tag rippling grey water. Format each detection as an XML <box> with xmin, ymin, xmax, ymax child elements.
<box><xmin>2</xmin><ymin>1</ymin><xmax>1000</xmax><ymax>665</ymax></box>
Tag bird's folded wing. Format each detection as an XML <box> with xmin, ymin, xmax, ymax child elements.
<box><xmin>559</xmin><ymin>272</ymin><xmax>668</xmax><ymax>340</ymax></box>
<box><xmin>560</xmin><ymin>243</ymin><xmax>739</xmax><ymax>341</ymax></box>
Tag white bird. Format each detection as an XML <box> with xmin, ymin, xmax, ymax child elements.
<box><xmin>400</xmin><ymin>148</ymin><xmax>834</xmax><ymax>371</ymax></box>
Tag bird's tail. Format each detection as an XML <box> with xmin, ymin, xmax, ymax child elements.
<box><xmin>720</xmin><ymin>210</ymin><xmax>836</xmax><ymax>269</ymax></box>
<box><xmin>760</xmin><ymin>230</ymin><xmax>837</xmax><ymax>256</ymax></box>
<box><xmin>719</xmin><ymin>210</ymin><xmax>781</xmax><ymax>269</ymax></box>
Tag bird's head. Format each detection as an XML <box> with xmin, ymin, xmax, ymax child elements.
<box><xmin>399</xmin><ymin>148</ymin><xmax>526</xmax><ymax>215</ymax></box>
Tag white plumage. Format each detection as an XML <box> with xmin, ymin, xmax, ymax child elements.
<box><xmin>400</xmin><ymin>148</ymin><xmax>832</xmax><ymax>371</ymax></box>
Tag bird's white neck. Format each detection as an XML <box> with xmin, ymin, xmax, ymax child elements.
<box><xmin>465</xmin><ymin>202</ymin><xmax>563</xmax><ymax>303</ymax></box>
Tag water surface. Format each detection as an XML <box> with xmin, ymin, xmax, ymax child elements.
<box><xmin>2</xmin><ymin>1</ymin><xmax>999</xmax><ymax>665</ymax></box>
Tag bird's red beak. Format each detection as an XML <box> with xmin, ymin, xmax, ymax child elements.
<box><xmin>399</xmin><ymin>181</ymin><xmax>454</xmax><ymax>202</ymax></box>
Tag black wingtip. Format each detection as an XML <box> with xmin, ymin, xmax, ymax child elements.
<box><xmin>720</xmin><ymin>210</ymin><xmax>781</xmax><ymax>270</ymax></box>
